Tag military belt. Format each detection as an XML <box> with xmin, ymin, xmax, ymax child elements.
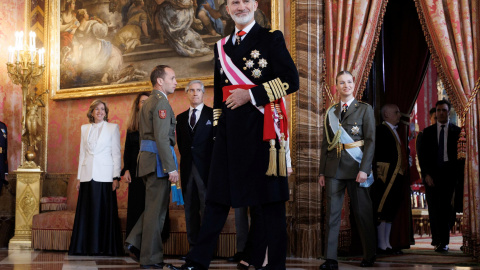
<box><xmin>340</xmin><ymin>140</ymin><xmax>364</xmax><ymax>150</ymax></box>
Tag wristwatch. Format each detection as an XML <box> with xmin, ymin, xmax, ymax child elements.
<box><xmin>113</xmin><ymin>176</ymin><xmax>121</xmax><ymax>181</ymax></box>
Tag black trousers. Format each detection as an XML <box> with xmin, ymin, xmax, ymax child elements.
<box><xmin>187</xmin><ymin>201</ymin><xmax>287</xmax><ymax>270</ymax></box>
<box><xmin>425</xmin><ymin>162</ymin><xmax>456</xmax><ymax>246</ymax></box>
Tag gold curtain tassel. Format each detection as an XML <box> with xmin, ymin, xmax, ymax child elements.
<box><xmin>266</xmin><ymin>139</ymin><xmax>278</xmax><ymax>176</ymax></box>
<box><xmin>457</xmin><ymin>126</ymin><xmax>466</xmax><ymax>160</ymax></box>
<box><xmin>278</xmin><ymin>136</ymin><xmax>286</xmax><ymax>177</ymax></box>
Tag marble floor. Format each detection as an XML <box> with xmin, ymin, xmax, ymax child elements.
<box><xmin>0</xmin><ymin>249</ymin><xmax>479</xmax><ymax>270</ymax></box>
<box><xmin>1</xmin><ymin>235</ymin><xmax>479</xmax><ymax>270</ymax></box>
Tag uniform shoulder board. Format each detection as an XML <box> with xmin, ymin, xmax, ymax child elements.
<box><xmin>358</xmin><ymin>101</ymin><xmax>369</xmax><ymax>105</ymax></box>
<box><xmin>269</xmin><ymin>29</ymin><xmax>275</xmax><ymax>33</ymax></box>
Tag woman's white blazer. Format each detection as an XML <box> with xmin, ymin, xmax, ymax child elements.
<box><xmin>77</xmin><ymin>122</ymin><xmax>121</xmax><ymax>182</ymax></box>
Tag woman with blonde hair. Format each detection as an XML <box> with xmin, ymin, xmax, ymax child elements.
<box><xmin>69</xmin><ymin>99</ymin><xmax>123</xmax><ymax>256</ymax></box>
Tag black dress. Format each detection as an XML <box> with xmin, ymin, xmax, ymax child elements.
<box><xmin>122</xmin><ymin>130</ymin><xmax>170</xmax><ymax>240</ymax></box>
<box><xmin>68</xmin><ymin>180</ymin><xmax>124</xmax><ymax>256</ymax></box>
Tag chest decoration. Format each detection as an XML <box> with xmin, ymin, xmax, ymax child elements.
<box><xmin>220</xmin><ymin>68</ymin><xmax>224</xmax><ymax>75</ymax></box>
<box><xmin>1</xmin><ymin>129</ymin><xmax>5</xmax><ymax>138</ymax></box>
<box><xmin>240</xmin><ymin>50</ymin><xmax>267</xmax><ymax>79</ymax></box>
<box><xmin>252</xmin><ymin>69</ymin><xmax>262</xmax><ymax>79</ymax></box>
<box><xmin>258</xmin><ymin>58</ymin><xmax>268</xmax><ymax>68</ymax></box>
<box><xmin>250</xmin><ymin>50</ymin><xmax>260</xmax><ymax>59</ymax></box>
<box><xmin>351</xmin><ymin>126</ymin><xmax>360</xmax><ymax>136</ymax></box>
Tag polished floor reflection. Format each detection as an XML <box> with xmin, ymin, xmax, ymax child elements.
<box><xmin>0</xmin><ymin>236</ymin><xmax>478</xmax><ymax>270</ymax></box>
<box><xmin>0</xmin><ymin>248</ymin><xmax>479</xmax><ymax>270</ymax></box>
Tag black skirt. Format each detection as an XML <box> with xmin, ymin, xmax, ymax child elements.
<box><xmin>68</xmin><ymin>180</ymin><xmax>124</xmax><ymax>256</ymax></box>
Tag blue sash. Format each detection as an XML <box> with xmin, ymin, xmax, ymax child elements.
<box><xmin>140</xmin><ymin>140</ymin><xmax>178</xmax><ymax>178</ymax></box>
<box><xmin>327</xmin><ymin>107</ymin><xmax>374</xmax><ymax>187</ymax></box>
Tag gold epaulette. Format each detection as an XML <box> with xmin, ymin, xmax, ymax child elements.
<box><xmin>262</xmin><ymin>77</ymin><xmax>289</xmax><ymax>102</ymax></box>
<box><xmin>213</xmin><ymin>108</ymin><xmax>222</xmax><ymax>126</ymax></box>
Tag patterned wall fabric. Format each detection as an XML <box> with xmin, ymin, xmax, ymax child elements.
<box><xmin>0</xmin><ymin>0</ymin><xmax>26</xmax><ymax>172</ymax></box>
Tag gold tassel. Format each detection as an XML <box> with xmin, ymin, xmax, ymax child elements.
<box><xmin>278</xmin><ymin>135</ymin><xmax>286</xmax><ymax>177</ymax></box>
<box><xmin>457</xmin><ymin>126</ymin><xmax>466</xmax><ymax>160</ymax></box>
<box><xmin>266</xmin><ymin>139</ymin><xmax>277</xmax><ymax>176</ymax></box>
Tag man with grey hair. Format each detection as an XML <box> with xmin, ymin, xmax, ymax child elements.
<box><xmin>176</xmin><ymin>80</ymin><xmax>214</xmax><ymax>250</ymax></box>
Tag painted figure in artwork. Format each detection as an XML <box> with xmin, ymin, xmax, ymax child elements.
<box><xmin>60</xmin><ymin>0</ymin><xmax>80</xmax><ymax>48</ymax></box>
<box><xmin>113</xmin><ymin>0</ymin><xmax>151</xmax><ymax>53</ymax></box>
<box><xmin>72</xmin><ymin>9</ymin><xmax>123</xmax><ymax>84</ymax></box>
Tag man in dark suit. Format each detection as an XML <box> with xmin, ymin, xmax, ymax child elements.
<box><xmin>0</xmin><ymin>121</ymin><xmax>7</xmax><ymax>193</ymax></box>
<box><xmin>419</xmin><ymin>99</ymin><xmax>463</xmax><ymax>253</ymax></box>
<box><xmin>176</xmin><ymin>80</ymin><xmax>214</xmax><ymax>248</ymax></box>
<box><xmin>125</xmin><ymin>65</ymin><xmax>179</xmax><ymax>269</ymax></box>
<box><xmin>177</xmin><ymin>0</ymin><xmax>299</xmax><ymax>269</ymax></box>
<box><xmin>371</xmin><ymin>104</ymin><xmax>408</xmax><ymax>254</ymax></box>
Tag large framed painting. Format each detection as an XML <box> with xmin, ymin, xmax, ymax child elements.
<box><xmin>47</xmin><ymin>0</ymin><xmax>280</xmax><ymax>99</ymax></box>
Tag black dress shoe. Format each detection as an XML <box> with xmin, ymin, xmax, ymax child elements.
<box><xmin>237</xmin><ymin>262</ymin><xmax>249</xmax><ymax>270</ymax></box>
<box><xmin>227</xmin><ymin>252</ymin><xmax>245</xmax><ymax>262</ymax></box>
<box><xmin>391</xmin><ymin>248</ymin><xmax>403</xmax><ymax>255</ymax></box>
<box><xmin>319</xmin><ymin>259</ymin><xmax>338</xmax><ymax>270</ymax></box>
<box><xmin>125</xmin><ymin>243</ymin><xmax>140</xmax><ymax>261</ymax></box>
<box><xmin>178</xmin><ymin>262</ymin><xmax>206</xmax><ymax>270</ymax></box>
<box><xmin>435</xmin><ymin>244</ymin><xmax>449</xmax><ymax>253</ymax></box>
<box><xmin>141</xmin><ymin>263</ymin><xmax>165</xmax><ymax>269</ymax></box>
<box><xmin>360</xmin><ymin>256</ymin><xmax>376</xmax><ymax>267</ymax></box>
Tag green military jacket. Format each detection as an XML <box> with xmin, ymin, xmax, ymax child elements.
<box><xmin>319</xmin><ymin>99</ymin><xmax>375</xmax><ymax>179</ymax></box>
<box><xmin>137</xmin><ymin>90</ymin><xmax>177</xmax><ymax>177</ymax></box>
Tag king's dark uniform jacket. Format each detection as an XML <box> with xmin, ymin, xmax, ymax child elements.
<box><xmin>208</xmin><ymin>23</ymin><xmax>299</xmax><ymax>208</ymax></box>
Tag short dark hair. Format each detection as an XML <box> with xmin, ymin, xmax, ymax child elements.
<box><xmin>429</xmin><ymin>107</ymin><xmax>436</xmax><ymax>116</ymax></box>
<box><xmin>87</xmin><ymin>99</ymin><xmax>109</xmax><ymax>123</ymax></box>
<box><xmin>435</xmin><ymin>99</ymin><xmax>451</xmax><ymax>111</ymax></box>
<box><xmin>150</xmin><ymin>65</ymin><xmax>171</xmax><ymax>87</ymax></box>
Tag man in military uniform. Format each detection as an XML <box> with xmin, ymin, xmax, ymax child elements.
<box><xmin>178</xmin><ymin>0</ymin><xmax>299</xmax><ymax>269</ymax></box>
<box><xmin>125</xmin><ymin>65</ymin><xmax>179</xmax><ymax>269</ymax></box>
<box><xmin>371</xmin><ymin>104</ymin><xmax>409</xmax><ymax>254</ymax></box>
<box><xmin>0</xmin><ymin>121</ymin><xmax>7</xmax><ymax>193</ymax></box>
<box><xmin>318</xmin><ymin>71</ymin><xmax>376</xmax><ymax>269</ymax></box>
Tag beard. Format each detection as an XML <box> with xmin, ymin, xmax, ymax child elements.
<box><xmin>230</xmin><ymin>10</ymin><xmax>255</xmax><ymax>25</ymax></box>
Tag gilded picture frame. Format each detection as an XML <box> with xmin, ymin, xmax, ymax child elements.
<box><xmin>47</xmin><ymin>0</ymin><xmax>281</xmax><ymax>100</ymax></box>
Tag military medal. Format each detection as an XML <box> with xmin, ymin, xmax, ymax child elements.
<box><xmin>351</xmin><ymin>126</ymin><xmax>360</xmax><ymax>135</ymax></box>
<box><xmin>252</xmin><ymin>68</ymin><xmax>262</xmax><ymax>79</ymax></box>
<box><xmin>258</xmin><ymin>58</ymin><xmax>268</xmax><ymax>68</ymax></box>
<box><xmin>245</xmin><ymin>60</ymin><xmax>254</xmax><ymax>69</ymax></box>
<box><xmin>220</xmin><ymin>68</ymin><xmax>224</xmax><ymax>74</ymax></box>
<box><xmin>250</xmin><ymin>50</ymin><xmax>260</xmax><ymax>59</ymax></box>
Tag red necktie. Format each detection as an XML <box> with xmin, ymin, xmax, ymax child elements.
<box><xmin>236</xmin><ymin>30</ymin><xmax>246</xmax><ymax>45</ymax></box>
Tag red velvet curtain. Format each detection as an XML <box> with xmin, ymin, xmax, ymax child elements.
<box><xmin>415</xmin><ymin>0</ymin><xmax>480</xmax><ymax>259</ymax></box>
<box><xmin>381</xmin><ymin>0</ymin><xmax>430</xmax><ymax>249</ymax></box>
<box><xmin>323</xmin><ymin>0</ymin><xmax>387</xmax><ymax>107</ymax></box>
